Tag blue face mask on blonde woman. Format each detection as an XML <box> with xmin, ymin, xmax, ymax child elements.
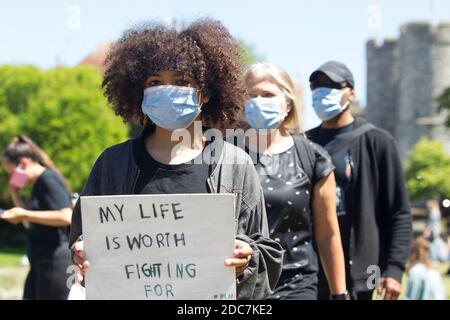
<box><xmin>244</xmin><ymin>71</ymin><xmax>292</xmax><ymax>136</ymax></box>
<box><xmin>244</xmin><ymin>96</ymin><xmax>288</xmax><ymax>130</ymax></box>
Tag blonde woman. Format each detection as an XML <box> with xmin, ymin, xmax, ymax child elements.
<box><xmin>241</xmin><ymin>62</ymin><xmax>347</xmax><ymax>300</ymax></box>
<box><xmin>405</xmin><ymin>237</ymin><xmax>446</xmax><ymax>300</ymax></box>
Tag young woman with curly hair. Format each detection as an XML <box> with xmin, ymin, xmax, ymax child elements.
<box><xmin>69</xmin><ymin>19</ymin><xmax>283</xmax><ymax>300</ymax></box>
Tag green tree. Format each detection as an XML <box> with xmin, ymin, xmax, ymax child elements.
<box><xmin>239</xmin><ymin>40</ymin><xmax>265</xmax><ymax>65</ymax></box>
<box><xmin>0</xmin><ymin>65</ymin><xmax>129</xmax><ymax>205</ymax></box>
<box><xmin>405</xmin><ymin>138</ymin><xmax>450</xmax><ymax>201</ymax></box>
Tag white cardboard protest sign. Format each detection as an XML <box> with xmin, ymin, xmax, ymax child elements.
<box><xmin>80</xmin><ymin>193</ymin><xmax>236</xmax><ymax>300</ymax></box>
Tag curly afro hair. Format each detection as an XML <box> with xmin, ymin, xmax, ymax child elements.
<box><xmin>102</xmin><ymin>18</ymin><xmax>246</xmax><ymax>128</ymax></box>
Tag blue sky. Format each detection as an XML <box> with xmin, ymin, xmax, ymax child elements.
<box><xmin>1</xmin><ymin>0</ymin><xmax>449</xmax><ymax>129</ymax></box>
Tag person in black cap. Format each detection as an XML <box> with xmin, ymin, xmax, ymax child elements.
<box><xmin>306</xmin><ymin>61</ymin><xmax>413</xmax><ymax>300</ymax></box>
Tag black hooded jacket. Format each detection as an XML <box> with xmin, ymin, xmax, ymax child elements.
<box><xmin>307</xmin><ymin>118</ymin><xmax>413</xmax><ymax>291</ymax></box>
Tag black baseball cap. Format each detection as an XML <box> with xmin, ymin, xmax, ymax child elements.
<box><xmin>309</xmin><ymin>61</ymin><xmax>355</xmax><ymax>89</ymax></box>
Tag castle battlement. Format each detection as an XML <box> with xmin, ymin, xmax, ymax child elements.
<box><xmin>366</xmin><ymin>21</ymin><xmax>450</xmax><ymax>159</ymax></box>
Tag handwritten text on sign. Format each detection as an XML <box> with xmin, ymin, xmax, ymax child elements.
<box><xmin>81</xmin><ymin>194</ymin><xmax>236</xmax><ymax>300</ymax></box>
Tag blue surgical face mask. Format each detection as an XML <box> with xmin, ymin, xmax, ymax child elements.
<box><xmin>312</xmin><ymin>88</ymin><xmax>350</xmax><ymax>121</ymax></box>
<box><xmin>141</xmin><ymin>85</ymin><xmax>201</xmax><ymax>131</ymax></box>
<box><xmin>244</xmin><ymin>97</ymin><xmax>287</xmax><ymax>130</ymax></box>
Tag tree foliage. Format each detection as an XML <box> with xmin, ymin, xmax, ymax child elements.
<box><xmin>0</xmin><ymin>65</ymin><xmax>129</xmax><ymax>206</ymax></box>
<box><xmin>239</xmin><ymin>40</ymin><xmax>265</xmax><ymax>65</ymax></box>
<box><xmin>405</xmin><ymin>137</ymin><xmax>450</xmax><ymax>201</ymax></box>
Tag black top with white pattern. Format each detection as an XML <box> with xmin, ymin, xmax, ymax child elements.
<box><xmin>255</xmin><ymin>141</ymin><xmax>334</xmax><ymax>285</ymax></box>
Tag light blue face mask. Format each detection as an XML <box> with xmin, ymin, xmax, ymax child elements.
<box><xmin>244</xmin><ymin>97</ymin><xmax>287</xmax><ymax>130</ymax></box>
<box><xmin>312</xmin><ymin>88</ymin><xmax>350</xmax><ymax>121</ymax></box>
<box><xmin>141</xmin><ymin>85</ymin><xmax>201</xmax><ymax>131</ymax></box>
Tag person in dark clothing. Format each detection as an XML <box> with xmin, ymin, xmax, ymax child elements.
<box><xmin>240</xmin><ymin>62</ymin><xmax>348</xmax><ymax>300</ymax></box>
<box><xmin>1</xmin><ymin>135</ymin><xmax>73</xmax><ymax>300</ymax></box>
<box><xmin>69</xmin><ymin>19</ymin><xmax>283</xmax><ymax>300</ymax></box>
<box><xmin>306</xmin><ymin>61</ymin><xmax>413</xmax><ymax>300</ymax></box>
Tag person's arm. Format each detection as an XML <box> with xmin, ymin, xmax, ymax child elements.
<box><xmin>9</xmin><ymin>186</ymin><xmax>28</xmax><ymax>229</ymax></box>
<box><xmin>24</xmin><ymin>207</ymin><xmax>72</xmax><ymax>226</ymax></box>
<box><xmin>72</xmin><ymin>240</ymin><xmax>90</xmax><ymax>279</ymax></box>
<box><xmin>312</xmin><ymin>172</ymin><xmax>347</xmax><ymax>295</ymax></box>
<box><xmin>377</xmin><ymin>136</ymin><xmax>413</xmax><ymax>300</ymax></box>
<box><xmin>9</xmin><ymin>186</ymin><xmax>23</xmax><ymax>207</ymax></box>
<box><xmin>0</xmin><ymin>207</ymin><xmax>71</xmax><ymax>226</ymax></box>
<box><xmin>225</xmin><ymin>240</ymin><xmax>253</xmax><ymax>276</ymax></box>
<box><xmin>235</xmin><ymin>200</ymin><xmax>283</xmax><ymax>300</ymax></box>
<box><xmin>234</xmin><ymin>161</ymin><xmax>283</xmax><ymax>300</ymax></box>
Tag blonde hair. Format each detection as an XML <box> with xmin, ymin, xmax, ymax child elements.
<box><xmin>407</xmin><ymin>237</ymin><xmax>433</xmax><ymax>271</ymax></box>
<box><xmin>244</xmin><ymin>62</ymin><xmax>303</xmax><ymax>134</ymax></box>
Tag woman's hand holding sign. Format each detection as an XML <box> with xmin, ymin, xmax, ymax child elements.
<box><xmin>225</xmin><ymin>240</ymin><xmax>253</xmax><ymax>276</ymax></box>
<box><xmin>72</xmin><ymin>240</ymin><xmax>90</xmax><ymax>280</ymax></box>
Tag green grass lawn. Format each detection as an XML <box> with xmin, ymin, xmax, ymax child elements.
<box><xmin>0</xmin><ymin>246</ymin><xmax>28</xmax><ymax>299</ymax></box>
<box><xmin>437</xmin><ymin>263</ymin><xmax>450</xmax><ymax>299</ymax></box>
<box><xmin>0</xmin><ymin>247</ymin><xmax>25</xmax><ymax>268</ymax></box>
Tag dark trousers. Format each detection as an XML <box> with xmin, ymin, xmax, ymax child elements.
<box><xmin>23</xmin><ymin>247</ymin><xmax>71</xmax><ymax>300</ymax></box>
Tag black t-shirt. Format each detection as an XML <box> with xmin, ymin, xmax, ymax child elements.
<box><xmin>134</xmin><ymin>139</ymin><xmax>211</xmax><ymax>195</ymax></box>
<box><xmin>253</xmin><ymin>140</ymin><xmax>334</xmax><ymax>287</ymax></box>
<box><xmin>27</xmin><ymin>169</ymin><xmax>71</xmax><ymax>261</ymax></box>
<box><xmin>311</xmin><ymin>122</ymin><xmax>354</xmax><ymax>260</ymax></box>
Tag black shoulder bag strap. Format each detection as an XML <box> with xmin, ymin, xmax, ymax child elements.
<box><xmin>292</xmin><ymin>134</ymin><xmax>315</xmax><ymax>182</ymax></box>
<box><xmin>324</xmin><ymin>123</ymin><xmax>375</xmax><ymax>156</ymax></box>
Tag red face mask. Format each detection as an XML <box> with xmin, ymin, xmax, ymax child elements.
<box><xmin>9</xmin><ymin>166</ymin><xmax>29</xmax><ymax>188</ymax></box>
